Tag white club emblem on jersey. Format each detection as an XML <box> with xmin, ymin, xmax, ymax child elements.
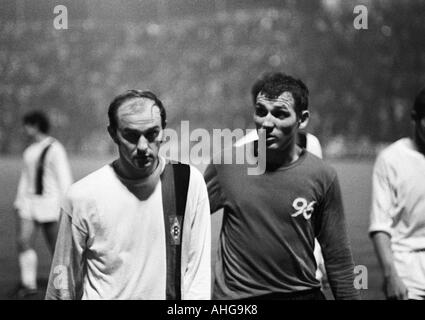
<box><xmin>291</xmin><ymin>197</ymin><xmax>316</xmax><ymax>220</ymax></box>
<box><xmin>170</xmin><ymin>216</ymin><xmax>182</xmax><ymax>245</ymax></box>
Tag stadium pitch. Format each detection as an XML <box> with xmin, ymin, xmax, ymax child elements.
<box><xmin>0</xmin><ymin>156</ymin><xmax>383</xmax><ymax>299</ymax></box>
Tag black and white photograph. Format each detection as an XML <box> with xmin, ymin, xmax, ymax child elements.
<box><xmin>0</xmin><ymin>0</ymin><xmax>424</xmax><ymax>308</ymax></box>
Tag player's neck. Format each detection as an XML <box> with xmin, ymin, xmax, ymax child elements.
<box><xmin>266</xmin><ymin>144</ymin><xmax>302</xmax><ymax>170</ymax></box>
<box><xmin>33</xmin><ymin>133</ymin><xmax>48</xmax><ymax>143</ymax></box>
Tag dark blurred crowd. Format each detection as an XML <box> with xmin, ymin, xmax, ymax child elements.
<box><xmin>1</xmin><ymin>0</ymin><xmax>424</xmax><ymax>156</ymax></box>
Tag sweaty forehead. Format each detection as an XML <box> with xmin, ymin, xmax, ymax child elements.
<box><xmin>256</xmin><ymin>91</ymin><xmax>294</xmax><ymax>106</ymax></box>
<box><xmin>117</xmin><ymin>98</ymin><xmax>161</xmax><ymax>128</ymax></box>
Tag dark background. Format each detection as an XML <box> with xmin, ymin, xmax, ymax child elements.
<box><xmin>0</xmin><ymin>0</ymin><xmax>424</xmax><ymax>300</ymax></box>
<box><xmin>1</xmin><ymin>0</ymin><xmax>424</xmax><ymax>157</ymax></box>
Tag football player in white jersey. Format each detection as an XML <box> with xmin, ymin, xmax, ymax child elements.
<box><xmin>13</xmin><ymin>111</ymin><xmax>73</xmax><ymax>298</ymax></box>
<box><xmin>45</xmin><ymin>90</ymin><xmax>211</xmax><ymax>300</ymax></box>
<box><xmin>370</xmin><ymin>87</ymin><xmax>425</xmax><ymax>300</ymax></box>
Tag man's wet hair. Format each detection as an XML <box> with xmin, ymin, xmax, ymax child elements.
<box><xmin>108</xmin><ymin>90</ymin><xmax>167</xmax><ymax>130</ymax></box>
<box><xmin>251</xmin><ymin>72</ymin><xmax>309</xmax><ymax>116</ymax></box>
<box><xmin>413</xmin><ymin>86</ymin><xmax>425</xmax><ymax>120</ymax></box>
<box><xmin>22</xmin><ymin>110</ymin><xmax>50</xmax><ymax>134</ymax></box>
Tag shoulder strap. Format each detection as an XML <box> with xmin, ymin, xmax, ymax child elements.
<box><xmin>160</xmin><ymin>161</ymin><xmax>190</xmax><ymax>300</ymax></box>
<box><xmin>35</xmin><ymin>141</ymin><xmax>54</xmax><ymax>195</ymax></box>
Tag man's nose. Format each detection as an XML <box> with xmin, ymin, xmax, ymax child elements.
<box><xmin>261</xmin><ymin>113</ymin><xmax>275</xmax><ymax>131</ymax></box>
<box><xmin>136</xmin><ymin>135</ymin><xmax>149</xmax><ymax>152</ymax></box>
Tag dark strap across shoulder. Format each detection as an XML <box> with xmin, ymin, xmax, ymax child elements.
<box><xmin>35</xmin><ymin>141</ymin><xmax>53</xmax><ymax>195</ymax></box>
<box><xmin>160</xmin><ymin>161</ymin><xmax>190</xmax><ymax>300</ymax></box>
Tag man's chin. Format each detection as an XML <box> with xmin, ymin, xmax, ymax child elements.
<box><xmin>133</xmin><ymin>158</ymin><xmax>158</xmax><ymax>172</ymax></box>
<box><xmin>134</xmin><ymin>161</ymin><xmax>152</xmax><ymax>170</ymax></box>
<box><xmin>265</xmin><ymin>142</ymin><xmax>296</xmax><ymax>158</ymax></box>
<box><xmin>265</xmin><ymin>143</ymin><xmax>283</xmax><ymax>152</ymax></box>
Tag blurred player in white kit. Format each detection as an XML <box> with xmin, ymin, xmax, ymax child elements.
<box><xmin>13</xmin><ymin>110</ymin><xmax>73</xmax><ymax>298</ymax></box>
<box><xmin>370</xmin><ymin>87</ymin><xmax>425</xmax><ymax>300</ymax></box>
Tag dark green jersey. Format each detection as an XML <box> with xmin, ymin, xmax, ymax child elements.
<box><xmin>205</xmin><ymin>146</ymin><xmax>359</xmax><ymax>300</ymax></box>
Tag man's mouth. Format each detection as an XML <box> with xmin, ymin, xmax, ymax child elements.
<box><xmin>266</xmin><ymin>135</ymin><xmax>276</xmax><ymax>145</ymax></box>
<box><xmin>134</xmin><ymin>156</ymin><xmax>153</xmax><ymax>167</ymax></box>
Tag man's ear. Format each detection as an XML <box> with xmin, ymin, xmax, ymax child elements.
<box><xmin>298</xmin><ymin>110</ymin><xmax>310</xmax><ymax>130</ymax></box>
<box><xmin>107</xmin><ymin>126</ymin><xmax>119</xmax><ymax>144</ymax></box>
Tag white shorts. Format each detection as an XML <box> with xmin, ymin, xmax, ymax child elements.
<box><xmin>17</xmin><ymin>196</ymin><xmax>61</xmax><ymax>223</ymax></box>
<box><xmin>394</xmin><ymin>251</ymin><xmax>425</xmax><ymax>300</ymax></box>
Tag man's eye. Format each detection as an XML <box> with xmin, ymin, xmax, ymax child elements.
<box><xmin>272</xmin><ymin>110</ymin><xmax>289</xmax><ymax>119</ymax></box>
<box><xmin>255</xmin><ymin>107</ymin><xmax>268</xmax><ymax>117</ymax></box>
<box><xmin>146</xmin><ymin>130</ymin><xmax>159</xmax><ymax>142</ymax></box>
<box><xmin>123</xmin><ymin>132</ymin><xmax>140</xmax><ymax>143</ymax></box>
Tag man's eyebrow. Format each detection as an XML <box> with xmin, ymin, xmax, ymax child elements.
<box><xmin>146</xmin><ymin>125</ymin><xmax>161</xmax><ymax>131</ymax></box>
<box><xmin>273</xmin><ymin>104</ymin><xmax>290</xmax><ymax>110</ymax></box>
<box><xmin>122</xmin><ymin>125</ymin><xmax>160</xmax><ymax>132</ymax></box>
<box><xmin>121</xmin><ymin>128</ymin><xmax>141</xmax><ymax>133</ymax></box>
<box><xmin>256</xmin><ymin>100</ymin><xmax>290</xmax><ymax>109</ymax></box>
<box><xmin>121</xmin><ymin>126</ymin><xmax>144</xmax><ymax>131</ymax></box>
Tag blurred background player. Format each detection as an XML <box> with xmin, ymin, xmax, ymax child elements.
<box><xmin>13</xmin><ymin>110</ymin><xmax>73</xmax><ymax>298</ymax></box>
<box><xmin>369</xmin><ymin>87</ymin><xmax>425</xmax><ymax>300</ymax></box>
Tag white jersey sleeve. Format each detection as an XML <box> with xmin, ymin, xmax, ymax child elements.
<box><xmin>369</xmin><ymin>154</ymin><xmax>395</xmax><ymax>237</ymax></box>
<box><xmin>45</xmin><ymin>209</ymin><xmax>86</xmax><ymax>300</ymax></box>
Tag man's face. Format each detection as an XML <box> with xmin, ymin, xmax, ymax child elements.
<box><xmin>23</xmin><ymin>124</ymin><xmax>38</xmax><ymax>140</ymax></box>
<box><xmin>111</xmin><ymin>98</ymin><xmax>163</xmax><ymax>177</ymax></box>
<box><xmin>254</xmin><ymin>91</ymin><xmax>301</xmax><ymax>153</ymax></box>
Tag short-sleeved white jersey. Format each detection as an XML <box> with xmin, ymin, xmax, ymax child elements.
<box><xmin>14</xmin><ymin>136</ymin><xmax>73</xmax><ymax>222</ymax></box>
<box><xmin>45</xmin><ymin>157</ymin><xmax>211</xmax><ymax>300</ymax></box>
<box><xmin>369</xmin><ymin>138</ymin><xmax>425</xmax><ymax>299</ymax></box>
<box><xmin>369</xmin><ymin>138</ymin><xmax>425</xmax><ymax>252</ymax></box>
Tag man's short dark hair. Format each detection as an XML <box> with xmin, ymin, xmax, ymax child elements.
<box><xmin>108</xmin><ymin>90</ymin><xmax>167</xmax><ymax>130</ymax></box>
<box><xmin>251</xmin><ymin>72</ymin><xmax>309</xmax><ymax>116</ymax></box>
<box><xmin>22</xmin><ymin>110</ymin><xmax>50</xmax><ymax>134</ymax></box>
<box><xmin>413</xmin><ymin>86</ymin><xmax>425</xmax><ymax>119</ymax></box>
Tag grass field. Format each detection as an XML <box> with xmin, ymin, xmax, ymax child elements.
<box><xmin>0</xmin><ymin>156</ymin><xmax>383</xmax><ymax>300</ymax></box>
